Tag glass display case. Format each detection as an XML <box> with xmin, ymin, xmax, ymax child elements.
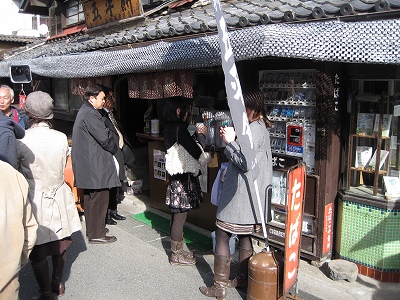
<box><xmin>260</xmin><ymin>69</ymin><xmax>316</xmax><ymax>174</ymax></box>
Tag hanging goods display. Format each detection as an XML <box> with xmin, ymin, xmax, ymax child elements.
<box><xmin>18</xmin><ymin>84</ymin><xmax>26</xmax><ymax>110</ymax></box>
<box><xmin>214</xmin><ymin>111</ymin><xmax>232</xmax><ymax>147</ymax></box>
<box><xmin>202</xmin><ymin>110</ymin><xmax>216</xmax><ymax>145</ymax></box>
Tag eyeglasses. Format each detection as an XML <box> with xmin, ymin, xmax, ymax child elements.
<box><xmin>0</xmin><ymin>96</ymin><xmax>10</xmax><ymax>100</ymax></box>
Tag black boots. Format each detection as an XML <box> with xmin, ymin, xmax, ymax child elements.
<box><xmin>31</xmin><ymin>251</ymin><xmax>66</xmax><ymax>300</ymax></box>
<box><xmin>106</xmin><ymin>209</ymin><xmax>117</xmax><ymax>225</ymax></box>
<box><xmin>31</xmin><ymin>259</ymin><xmax>53</xmax><ymax>300</ymax></box>
<box><xmin>110</xmin><ymin>209</ymin><xmax>126</xmax><ymax>220</ymax></box>
<box><xmin>51</xmin><ymin>251</ymin><xmax>66</xmax><ymax>296</ymax></box>
<box><xmin>228</xmin><ymin>247</ymin><xmax>253</xmax><ymax>290</ymax></box>
<box><xmin>106</xmin><ymin>209</ymin><xmax>126</xmax><ymax>224</ymax></box>
<box><xmin>199</xmin><ymin>254</ymin><xmax>231</xmax><ymax>300</ymax></box>
<box><xmin>169</xmin><ymin>239</ymin><xmax>196</xmax><ymax>266</ymax></box>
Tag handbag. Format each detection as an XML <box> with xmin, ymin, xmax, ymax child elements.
<box><xmin>210</xmin><ymin>162</ymin><xmax>228</xmax><ymax>206</ymax></box>
<box><xmin>165</xmin><ymin>127</ymin><xmax>211</xmax><ymax>176</ymax></box>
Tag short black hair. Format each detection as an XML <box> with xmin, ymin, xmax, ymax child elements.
<box><xmin>95</xmin><ymin>84</ymin><xmax>112</xmax><ymax>94</ymax></box>
<box><xmin>84</xmin><ymin>85</ymin><xmax>104</xmax><ymax>99</ymax></box>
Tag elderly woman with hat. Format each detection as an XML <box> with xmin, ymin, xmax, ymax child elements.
<box><xmin>17</xmin><ymin>91</ymin><xmax>81</xmax><ymax>300</ymax></box>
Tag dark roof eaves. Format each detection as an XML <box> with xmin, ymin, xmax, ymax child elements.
<box><xmin>2</xmin><ymin>1</ymin><xmax>400</xmax><ymax>61</ymax></box>
<box><xmin>73</xmin><ymin>10</ymin><xmax>400</xmax><ymax>54</ymax></box>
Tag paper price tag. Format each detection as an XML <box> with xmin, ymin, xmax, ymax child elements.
<box><xmin>393</xmin><ymin>104</ymin><xmax>400</xmax><ymax>117</ymax></box>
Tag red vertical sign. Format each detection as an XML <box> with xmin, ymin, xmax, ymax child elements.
<box><xmin>284</xmin><ymin>164</ymin><xmax>305</xmax><ymax>296</ymax></box>
<box><xmin>323</xmin><ymin>203</ymin><xmax>334</xmax><ymax>254</ymax></box>
<box><xmin>18</xmin><ymin>94</ymin><xmax>26</xmax><ymax>110</ymax></box>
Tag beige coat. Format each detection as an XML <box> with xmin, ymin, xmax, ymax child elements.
<box><xmin>17</xmin><ymin>123</ymin><xmax>81</xmax><ymax>245</ymax></box>
<box><xmin>0</xmin><ymin>160</ymin><xmax>37</xmax><ymax>291</ymax></box>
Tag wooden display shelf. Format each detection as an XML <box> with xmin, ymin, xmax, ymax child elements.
<box><xmin>351</xmin><ymin>134</ymin><xmax>390</xmax><ymax>140</ymax></box>
<box><xmin>349</xmin><ymin>167</ymin><xmax>388</xmax><ymax>175</ymax></box>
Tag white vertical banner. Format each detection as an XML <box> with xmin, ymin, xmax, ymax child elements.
<box><xmin>212</xmin><ymin>0</ymin><xmax>268</xmax><ymax>241</ymax></box>
<box><xmin>211</xmin><ymin>0</ymin><xmax>258</xmax><ymax>177</ymax></box>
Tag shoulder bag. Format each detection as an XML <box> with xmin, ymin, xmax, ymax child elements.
<box><xmin>165</xmin><ymin>127</ymin><xmax>211</xmax><ymax>176</ymax></box>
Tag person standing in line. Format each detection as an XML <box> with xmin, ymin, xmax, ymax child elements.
<box><xmin>102</xmin><ymin>87</ymin><xmax>136</xmax><ymax>201</ymax></box>
<box><xmin>72</xmin><ymin>85</ymin><xmax>120</xmax><ymax>244</ymax></box>
<box><xmin>200</xmin><ymin>89</ymin><xmax>273</xmax><ymax>299</ymax></box>
<box><xmin>100</xmin><ymin>88</ymin><xmax>127</xmax><ymax>225</ymax></box>
<box><xmin>0</xmin><ymin>147</ymin><xmax>37</xmax><ymax>300</ymax></box>
<box><xmin>163</xmin><ymin>98</ymin><xmax>209</xmax><ymax>266</ymax></box>
<box><xmin>16</xmin><ymin>91</ymin><xmax>81</xmax><ymax>299</ymax></box>
<box><xmin>0</xmin><ymin>85</ymin><xmax>29</xmax><ymax>129</ymax></box>
<box><xmin>0</xmin><ymin>114</ymin><xmax>25</xmax><ymax>169</ymax></box>
<box><xmin>64</xmin><ymin>141</ymin><xmax>85</xmax><ymax>220</ymax></box>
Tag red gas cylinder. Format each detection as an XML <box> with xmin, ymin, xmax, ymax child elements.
<box><xmin>247</xmin><ymin>249</ymin><xmax>284</xmax><ymax>300</ymax></box>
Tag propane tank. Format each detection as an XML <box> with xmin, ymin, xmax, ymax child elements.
<box><xmin>247</xmin><ymin>249</ymin><xmax>284</xmax><ymax>300</ymax></box>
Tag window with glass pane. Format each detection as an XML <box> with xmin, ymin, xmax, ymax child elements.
<box><xmin>66</xmin><ymin>0</ymin><xmax>84</xmax><ymax>26</ymax></box>
<box><xmin>69</xmin><ymin>93</ymin><xmax>83</xmax><ymax>112</ymax></box>
<box><xmin>52</xmin><ymin>78</ymin><xmax>83</xmax><ymax>112</ymax></box>
<box><xmin>52</xmin><ymin>79</ymin><xmax>69</xmax><ymax>110</ymax></box>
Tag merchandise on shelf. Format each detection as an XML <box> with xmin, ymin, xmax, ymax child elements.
<box><xmin>260</xmin><ymin>69</ymin><xmax>316</xmax><ymax>174</ymax></box>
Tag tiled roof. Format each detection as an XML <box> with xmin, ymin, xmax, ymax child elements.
<box><xmin>0</xmin><ymin>34</ymin><xmax>43</xmax><ymax>44</ymax></box>
<box><xmin>0</xmin><ymin>0</ymin><xmax>399</xmax><ymax>78</ymax></box>
<box><xmin>0</xmin><ymin>17</ymin><xmax>398</xmax><ymax>78</ymax></box>
<box><xmin>3</xmin><ymin>0</ymin><xmax>400</xmax><ymax>60</ymax></box>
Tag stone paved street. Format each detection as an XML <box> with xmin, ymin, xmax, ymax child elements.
<box><xmin>18</xmin><ymin>193</ymin><xmax>399</xmax><ymax>300</ymax></box>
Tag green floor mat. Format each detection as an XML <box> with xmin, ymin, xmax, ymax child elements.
<box><xmin>131</xmin><ymin>211</ymin><xmax>212</xmax><ymax>252</ymax></box>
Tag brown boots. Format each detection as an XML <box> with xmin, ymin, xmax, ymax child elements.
<box><xmin>199</xmin><ymin>255</ymin><xmax>231</xmax><ymax>300</ymax></box>
<box><xmin>169</xmin><ymin>239</ymin><xmax>196</xmax><ymax>266</ymax></box>
<box><xmin>228</xmin><ymin>247</ymin><xmax>253</xmax><ymax>290</ymax></box>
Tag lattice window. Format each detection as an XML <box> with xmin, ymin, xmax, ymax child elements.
<box><xmin>65</xmin><ymin>0</ymin><xmax>85</xmax><ymax>27</ymax></box>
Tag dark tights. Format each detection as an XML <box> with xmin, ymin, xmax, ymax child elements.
<box><xmin>170</xmin><ymin>211</ymin><xmax>188</xmax><ymax>241</ymax></box>
<box><xmin>215</xmin><ymin>227</ymin><xmax>252</xmax><ymax>257</ymax></box>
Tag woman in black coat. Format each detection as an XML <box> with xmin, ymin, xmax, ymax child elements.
<box><xmin>163</xmin><ymin>98</ymin><xmax>209</xmax><ymax>266</ymax></box>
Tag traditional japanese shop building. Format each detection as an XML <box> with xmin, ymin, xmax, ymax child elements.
<box><xmin>1</xmin><ymin>0</ymin><xmax>399</xmax><ymax>282</ymax></box>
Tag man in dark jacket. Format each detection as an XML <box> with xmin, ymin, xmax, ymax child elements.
<box><xmin>99</xmin><ymin>87</ymin><xmax>135</xmax><ymax>224</ymax></box>
<box><xmin>100</xmin><ymin>102</ymin><xmax>125</xmax><ymax>225</ymax></box>
<box><xmin>0</xmin><ymin>85</ymin><xmax>29</xmax><ymax>129</ymax></box>
<box><xmin>71</xmin><ymin>85</ymin><xmax>120</xmax><ymax>244</ymax></box>
<box><xmin>0</xmin><ymin>114</ymin><xmax>25</xmax><ymax>168</ymax></box>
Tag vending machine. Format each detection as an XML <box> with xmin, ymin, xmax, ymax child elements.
<box><xmin>257</xmin><ymin>68</ymin><xmax>337</xmax><ymax>262</ymax></box>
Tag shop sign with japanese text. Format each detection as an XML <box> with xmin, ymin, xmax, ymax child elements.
<box><xmin>284</xmin><ymin>164</ymin><xmax>305</xmax><ymax>296</ymax></box>
<box><xmin>272</xmin><ymin>154</ymin><xmax>300</xmax><ymax>170</ymax></box>
<box><xmin>322</xmin><ymin>203</ymin><xmax>334</xmax><ymax>254</ymax></box>
<box><xmin>83</xmin><ymin>0</ymin><xmax>143</xmax><ymax>29</ymax></box>
<box><xmin>334</xmin><ymin>73</ymin><xmax>340</xmax><ymax>111</ymax></box>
